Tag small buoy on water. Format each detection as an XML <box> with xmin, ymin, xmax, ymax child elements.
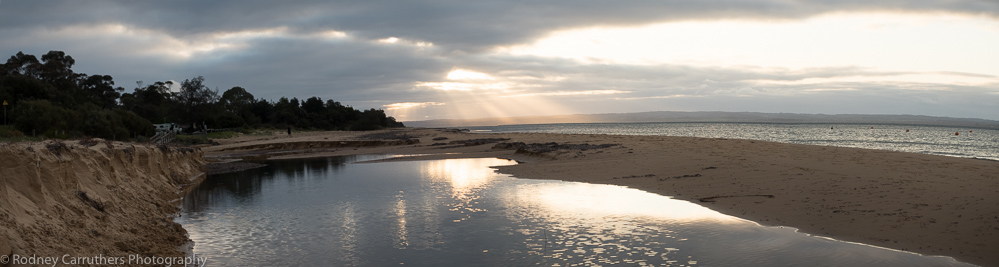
<box><xmin>831</xmin><ymin>126</ymin><xmax>834</xmax><ymax>130</ymax></box>
<box><xmin>906</xmin><ymin>129</ymin><xmax>909</xmax><ymax>132</ymax></box>
<box><xmin>955</xmin><ymin>132</ymin><xmax>959</xmax><ymax>136</ymax></box>
<box><xmin>969</xmin><ymin>130</ymin><xmax>972</xmax><ymax>133</ymax></box>
<box><xmin>870</xmin><ymin>126</ymin><xmax>874</xmax><ymax>129</ymax></box>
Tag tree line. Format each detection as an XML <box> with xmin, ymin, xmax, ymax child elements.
<box><xmin>0</xmin><ymin>51</ymin><xmax>403</xmax><ymax>140</ymax></box>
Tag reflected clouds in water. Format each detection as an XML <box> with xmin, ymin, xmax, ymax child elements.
<box><xmin>177</xmin><ymin>156</ymin><xmax>975</xmax><ymax>266</ymax></box>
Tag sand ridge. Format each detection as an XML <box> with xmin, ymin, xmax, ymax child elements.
<box><xmin>205</xmin><ymin>128</ymin><xmax>999</xmax><ymax>266</ymax></box>
<box><xmin>0</xmin><ymin>140</ymin><xmax>204</xmax><ymax>266</ymax></box>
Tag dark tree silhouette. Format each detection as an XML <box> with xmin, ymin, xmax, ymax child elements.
<box><xmin>0</xmin><ymin>51</ymin><xmax>403</xmax><ymax>140</ymax></box>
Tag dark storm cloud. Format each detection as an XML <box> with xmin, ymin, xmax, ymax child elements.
<box><xmin>145</xmin><ymin>36</ymin><xmax>452</xmax><ymax>102</ymax></box>
<box><xmin>2</xmin><ymin>0</ymin><xmax>997</xmax><ymax>51</ymax></box>
<box><xmin>197</xmin><ymin>39</ymin><xmax>435</xmax><ymax>86</ymax></box>
<box><xmin>1</xmin><ymin>0</ymin><xmax>996</xmax><ymax>119</ymax></box>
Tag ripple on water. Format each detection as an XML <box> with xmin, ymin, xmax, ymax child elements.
<box><xmin>177</xmin><ymin>157</ymin><xmax>976</xmax><ymax>266</ymax></box>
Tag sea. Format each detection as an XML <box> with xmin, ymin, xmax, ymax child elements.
<box><xmin>466</xmin><ymin>122</ymin><xmax>999</xmax><ymax>161</ymax></box>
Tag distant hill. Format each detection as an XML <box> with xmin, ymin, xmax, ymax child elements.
<box><xmin>404</xmin><ymin>111</ymin><xmax>999</xmax><ymax>129</ymax></box>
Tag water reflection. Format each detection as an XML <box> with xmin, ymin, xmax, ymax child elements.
<box><xmin>183</xmin><ymin>155</ymin><xmax>386</xmax><ymax>213</ymax></box>
<box><xmin>509</xmin><ymin>182</ymin><xmax>739</xmax><ymax>223</ymax></box>
<box><xmin>393</xmin><ymin>194</ymin><xmax>409</xmax><ymax>249</ymax></box>
<box><xmin>177</xmin><ymin>156</ymin><xmax>974</xmax><ymax>266</ymax></box>
<box><xmin>421</xmin><ymin>159</ymin><xmax>504</xmax><ymax>223</ymax></box>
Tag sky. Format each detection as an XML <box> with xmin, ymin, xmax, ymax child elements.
<box><xmin>2</xmin><ymin>0</ymin><xmax>998</xmax><ymax>121</ymax></box>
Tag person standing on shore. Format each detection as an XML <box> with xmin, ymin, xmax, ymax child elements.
<box><xmin>287</xmin><ymin>127</ymin><xmax>292</xmax><ymax>136</ymax></box>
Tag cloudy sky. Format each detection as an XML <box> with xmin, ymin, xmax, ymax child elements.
<box><xmin>2</xmin><ymin>0</ymin><xmax>998</xmax><ymax>121</ymax></box>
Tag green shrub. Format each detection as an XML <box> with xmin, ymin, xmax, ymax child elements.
<box><xmin>207</xmin><ymin>131</ymin><xmax>237</xmax><ymax>139</ymax></box>
<box><xmin>0</xmin><ymin>125</ymin><xmax>24</xmax><ymax>138</ymax></box>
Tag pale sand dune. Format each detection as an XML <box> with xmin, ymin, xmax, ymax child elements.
<box><xmin>204</xmin><ymin>128</ymin><xmax>999</xmax><ymax>266</ymax></box>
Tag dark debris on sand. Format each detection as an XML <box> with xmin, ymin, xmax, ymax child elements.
<box><xmin>356</xmin><ymin>131</ymin><xmax>421</xmax><ymax>140</ymax></box>
<box><xmin>206</xmin><ymin>162</ymin><xmax>268</xmax><ymax>175</ymax></box>
<box><xmin>449</xmin><ymin>138</ymin><xmax>511</xmax><ymax>146</ymax></box>
<box><xmin>493</xmin><ymin>142</ymin><xmax>620</xmax><ymax>156</ymax></box>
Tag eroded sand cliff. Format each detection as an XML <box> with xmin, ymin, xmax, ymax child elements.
<box><xmin>0</xmin><ymin>140</ymin><xmax>204</xmax><ymax>264</ymax></box>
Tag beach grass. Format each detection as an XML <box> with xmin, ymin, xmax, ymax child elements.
<box><xmin>0</xmin><ymin>125</ymin><xmax>43</xmax><ymax>142</ymax></box>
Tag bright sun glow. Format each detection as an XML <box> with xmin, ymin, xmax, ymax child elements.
<box><xmin>503</xmin><ymin>90</ymin><xmax>631</xmax><ymax>98</ymax></box>
<box><xmin>398</xmin><ymin>12</ymin><xmax>999</xmax><ymax>120</ymax></box>
<box><xmin>447</xmin><ymin>69</ymin><xmax>495</xmax><ymax>80</ymax></box>
<box><xmin>416</xmin><ymin>81</ymin><xmax>514</xmax><ymax>91</ymax></box>
<box><xmin>32</xmin><ymin>24</ymin><xmax>296</xmax><ymax>60</ymax></box>
<box><xmin>501</xmin><ymin>13</ymin><xmax>999</xmax><ymax>77</ymax></box>
<box><xmin>383</xmin><ymin>102</ymin><xmax>445</xmax><ymax>110</ymax></box>
<box><xmin>379</xmin><ymin>37</ymin><xmax>400</xmax><ymax>43</ymax></box>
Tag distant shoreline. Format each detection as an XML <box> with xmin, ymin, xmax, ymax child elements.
<box><xmin>465</xmin><ymin>122</ymin><xmax>999</xmax><ymax>162</ymax></box>
<box><xmin>466</xmin><ymin>120</ymin><xmax>999</xmax><ymax>130</ymax></box>
<box><xmin>404</xmin><ymin>111</ymin><xmax>999</xmax><ymax>129</ymax></box>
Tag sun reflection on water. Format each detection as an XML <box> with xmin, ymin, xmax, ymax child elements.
<box><xmin>421</xmin><ymin>158</ymin><xmax>516</xmax><ymax>223</ymax></box>
<box><xmin>511</xmin><ymin>182</ymin><xmax>740</xmax><ymax>224</ymax></box>
<box><xmin>498</xmin><ymin>175</ymin><xmax>743</xmax><ymax>266</ymax></box>
<box><xmin>421</xmin><ymin>158</ymin><xmax>507</xmax><ymax>196</ymax></box>
<box><xmin>178</xmin><ymin>157</ymin><xmax>977</xmax><ymax>266</ymax></box>
<box><xmin>417</xmin><ymin>158</ymin><xmax>740</xmax><ymax>265</ymax></box>
<box><xmin>393</xmin><ymin>194</ymin><xmax>409</xmax><ymax>248</ymax></box>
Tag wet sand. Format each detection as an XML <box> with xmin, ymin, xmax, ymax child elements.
<box><xmin>203</xmin><ymin>128</ymin><xmax>999</xmax><ymax>266</ymax></box>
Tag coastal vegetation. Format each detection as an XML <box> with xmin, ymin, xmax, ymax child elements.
<box><xmin>0</xmin><ymin>50</ymin><xmax>404</xmax><ymax>141</ymax></box>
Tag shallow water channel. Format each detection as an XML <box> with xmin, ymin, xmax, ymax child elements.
<box><xmin>176</xmin><ymin>156</ymin><xmax>972</xmax><ymax>266</ymax></box>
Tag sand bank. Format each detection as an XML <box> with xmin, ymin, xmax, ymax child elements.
<box><xmin>0</xmin><ymin>140</ymin><xmax>204</xmax><ymax>266</ymax></box>
<box><xmin>205</xmin><ymin>128</ymin><xmax>998</xmax><ymax>266</ymax></box>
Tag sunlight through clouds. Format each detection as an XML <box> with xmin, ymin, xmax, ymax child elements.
<box><xmin>502</xmin><ymin>13</ymin><xmax>999</xmax><ymax>76</ymax></box>
<box><xmin>13</xmin><ymin>24</ymin><xmax>298</xmax><ymax>61</ymax></box>
<box><xmin>384</xmin><ymin>102</ymin><xmax>447</xmax><ymax>120</ymax></box>
<box><xmin>416</xmin><ymin>69</ymin><xmax>522</xmax><ymax>92</ymax></box>
<box><xmin>378</xmin><ymin>37</ymin><xmax>400</xmax><ymax>43</ymax></box>
<box><xmin>384</xmin><ymin>102</ymin><xmax>446</xmax><ymax>110</ymax></box>
<box><xmin>746</xmin><ymin>72</ymin><xmax>999</xmax><ymax>88</ymax></box>
<box><xmin>376</xmin><ymin>36</ymin><xmax>434</xmax><ymax>47</ymax></box>
<box><xmin>408</xmin><ymin>68</ymin><xmax>579</xmax><ymax>120</ymax></box>
<box><xmin>5</xmin><ymin>1</ymin><xmax>998</xmax><ymax>121</ymax></box>
<box><xmin>162</xmin><ymin>27</ymin><xmax>291</xmax><ymax>59</ymax></box>
<box><xmin>503</xmin><ymin>90</ymin><xmax>631</xmax><ymax>98</ymax></box>
<box><xmin>415</xmin><ymin>81</ymin><xmax>515</xmax><ymax>91</ymax></box>
<box><xmin>447</xmin><ymin>69</ymin><xmax>495</xmax><ymax>80</ymax></box>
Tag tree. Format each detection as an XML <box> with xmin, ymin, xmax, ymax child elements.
<box><xmin>249</xmin><ymin>98</ymin><xmax>273</xmax><ymax>126</ymax></box>
<box><xmin>219</xmin><ymin>86</ymin><xmax>254</xmax><ymax>113</ymax></box>
<box><xmin>79</xmin><ymin>74</ymin><xmax>123</xmax><ymax>109</ymax></box>
<box><xmin>39</xmin><ymin>51</ymin><xmax>84</xmax><ymax>107</ymax></box>
<box><xmin>39</xmin><ymin>51</ymin><xmax>75</xmax><ymax>79</ymax></box>
<box><xmin>2</xmin><ymin>52</ymin><xmax>41</xmax><ymax>77</ymax></box>
<box><xmin>0</xmin><ymin>75</ymin><xmax>53</xmax><ymax>106</ymax></box>
<box><xmin>216</xmin><ymin>86</ymin><xmax>259</xmax><ymax>128</ymax></box>
<box><xmin>177</xmin><ymin>76</ymin><xmax>219</xmax><ymax>129</ymax></box>
<box><xmin>123</xmin><ymin>81</ymin><xmax>175</xmax><ymax>123</ymax></box>
<box><xmin>12</xmin><ymin>100</ymin><xmax>78</xmax><ymax>137</ymax></box>
<box><xmin>351</xmin><ymin>108</ymin><xmax>390</xmax><ymax>131</ymax></box>
<box><xmin>271</xmin><ymin>97</ymin><xmax>301</xmax><ymax>127</ymax></box>
<box><xmin>301</xmin><ymin>96</ymin><xmax>325</xmax><ymax>115</ymax></box>
<box><xmin>3</xmin><ymin>51</ymin><xmax>406</xmax><ymax>138</ymax></box>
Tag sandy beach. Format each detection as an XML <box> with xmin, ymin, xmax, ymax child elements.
<box><xmin>202</xmin><ymin>128</ymin><xmax>999</xmax><ymax>266</ymax></box>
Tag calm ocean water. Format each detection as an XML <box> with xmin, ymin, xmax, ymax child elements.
<box><xmin>467</xmin><ymin>122</ymin><xmax>999</xmax><ymax>161</ymax></box>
